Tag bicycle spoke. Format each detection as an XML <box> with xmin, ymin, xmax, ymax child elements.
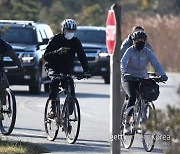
<box><xmin>0</xmin><ymin>88</ymin><xmax>16</xmax><ymax>135</ymax></box>
<box><xmin>44</xmin><ymin>99</ymin><xmax>59</xmax><ymax>141</ymax></box>
<box><xmin>142</xmin><ymin>102</ymin><xmax>156</xmax><ymax>152</ymax></box>
<box><xmin>120</xmin><ymin>102</ymin><xmax>135</xmax><ymax>149</ymax></box>
<box><xmin>64</xmin><ymin>98</ymin><xmax>80</xmax><ymax>144</ymax></box>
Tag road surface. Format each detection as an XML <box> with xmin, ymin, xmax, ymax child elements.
<box><xmin>1</xmin><ymin>72</ymin><xmax>179</xmax><ymax>153</ymax></box>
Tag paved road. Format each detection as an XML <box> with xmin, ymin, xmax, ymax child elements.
<box><xmin>1</xmin><ymin>73</ymin><xmax>180</xmax><ymax>154</ymax></box>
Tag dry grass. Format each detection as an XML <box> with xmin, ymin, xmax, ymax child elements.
<box><xmin>0</xmin><ymin>139</ymin><xmax>48</xmax><ymax>154</ymax></box>
<box><xmin>122</xmin><ymin>14</ymin><xmax>180</xmax><ymax>72</ymax></box>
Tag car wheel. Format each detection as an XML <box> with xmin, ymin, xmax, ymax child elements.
<box><xmin>29</xmin><ymin>73</ymin><xmax>42</xmax><ymax>94</ymax></box>
<box><xmin>104</xmin><ymin>76</ymin><xmax>110</xmax><ymax>84</ymax></box>
<box><xmin>44</xmin><ymin>83</ymin><xmax>50</xmax><ymax>92</ymax></box>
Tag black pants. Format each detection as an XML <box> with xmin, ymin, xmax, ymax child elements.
<box><xmin>122</xmin><ymin>81</ymin><xmax>140</xmax><ymax>116</ymax></box>
<box><xmin>47</xmin><ymin>68</ymin><xmax>75</xmax><ymax>100</ymax></box>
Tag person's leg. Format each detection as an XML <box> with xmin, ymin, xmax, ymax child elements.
<box><xmin>47</xmin><ymin>69</ymin><xmax>60</xmax><ymax>117</ymax></box>
<box><xmin>48</xmin><ymin>69</ymin><xmax>60</xmax><ymax>100</ymax></box>
<box><xmin>122</xmin><ymin>81</ymin><xmax>139</xmax><ymax>133</ymax></box>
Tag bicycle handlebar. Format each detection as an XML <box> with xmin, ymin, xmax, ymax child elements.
<box><xmin>49</xmin><ymin>74</ymin><xmax>88</xmax><ymax>80</ymax></box>
<box><xmin>124</xmin><ymin>74</ymin><xmax>165</xmax><ymax>83</ymax></box>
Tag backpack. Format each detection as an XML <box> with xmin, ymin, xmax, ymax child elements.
<box><xmin>139</xmin><ymin>79</ymin><xmax>159</xmax><ymax>101</ymax></box>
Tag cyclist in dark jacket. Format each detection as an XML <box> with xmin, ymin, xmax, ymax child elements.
<box><xmin>0</xmin><ymin>38</ymin><xmax>22</xmax><ymax>119</ymax></box>
<box><xmin>44</xmin><ymin>19</ymin><xmax>90</xmax><ymax>115</ymax></box>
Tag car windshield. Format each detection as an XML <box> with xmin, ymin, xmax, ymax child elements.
<box><xmin>75</xmin><ymin>29</ymin><xmax>106</xmax><ymax>44</ymax></box>
<box><xmin>0</xmin><ymin>26</ymin><xmax>36</xmax><ymax>44</ymax></box>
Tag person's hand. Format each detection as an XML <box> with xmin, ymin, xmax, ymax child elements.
<box><xmin>161</xmin><ymin>75</ymin><xmax>168</xmax><ymax>81</ymax></box>
<box><xmin>84</xmin><ymin>72</ymin><xmax>91</xmax><ymax>78</ymax></box>
<box><xmin>56</xmin><ymin>47</ymin><xmax>70</xmax><ymax>55</ymax></box>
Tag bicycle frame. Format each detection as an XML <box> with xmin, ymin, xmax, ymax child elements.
<box><xmin>44</xmin><ymin>73</ymin><xmax>84</xmax><ymax>143</ymax></box>
<box><xmin>51</xmin><ymin>75</ymin><xmax>79</xmax><ymax>127</ymax></box>
<box><xmin>121</xmin><ymin>73</ymin><xmax>165</xmax><ymax>151</ymax></box>
<box><xmin>133</xmin><ymin>91</ymin><xmax>149</xmax><ymax>131</ymax></box>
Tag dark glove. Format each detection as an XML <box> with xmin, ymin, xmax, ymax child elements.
<box><xmin>55</xmin><ymin>47</ymin><xmax>70</xmax><ymax>55</ymax></box>
<box><xmin>84</xmin><ymin>72</ymin><xmax>91</xmax><ymax>78</ymax></box>
<box><xmin>161</xmin><ymin>75</ymin><xmax>168</xmax><ymax>81</ymax></box>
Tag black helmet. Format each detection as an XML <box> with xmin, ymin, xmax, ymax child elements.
<box><xmin>61</xmin><ymin>19</ymin><xmax>77</xmax><ymax>31</ymax></box>
<box><xmin>131</xmin><ymin>31</ymin><xmax>147</xmax><ymax>41</ymax></box>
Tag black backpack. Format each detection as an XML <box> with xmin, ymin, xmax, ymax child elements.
<box><xmin>139</xmin><ymin>79</ymin><xmax>159</xmax><ymax>101</ymax></box>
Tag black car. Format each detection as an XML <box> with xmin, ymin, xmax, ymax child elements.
<box><xmin>74</xmin><ymin>26</ymin><xmax>110</xmax><ymax>84</ymax></box>
<box><xmin>0</xmin><ymin>20</ymin><xmax>53</xmax><ymax>94</ymax></box>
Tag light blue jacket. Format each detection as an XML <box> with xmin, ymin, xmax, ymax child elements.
<box><xmin>121</xmin><ymin>45</ymin><xmax>166</xmax><ymax>80</ymax></box>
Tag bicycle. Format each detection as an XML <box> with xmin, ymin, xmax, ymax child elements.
<box><xmin>44</xmin><ymin>73</ymin><xmax>88</xmax><ymax>144</ymax></box>
<box><xmin>120</xmin><ymin>73</ymin><xmax>165</xmax><ymax>152</ymax></box>
<box><xmin>0</xmin><ymin>67</ymin><xmax>17</xmax><ymax>135</ymax></box>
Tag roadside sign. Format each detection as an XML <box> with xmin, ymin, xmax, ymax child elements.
<box><xmin>106</xmin><ymin>10</ymin><xmax>116</xmax><ymax>54</ymax></box>
<box><xmin>107</xmin><ymin>4</ymin><xmax>122</xmax><ymax>154</ymax></box>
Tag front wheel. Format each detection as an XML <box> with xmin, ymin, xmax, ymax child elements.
<box><xmin>44</xmin><ymin>99</ymin><xmax>59</xmax><ymax>141</ymax></box>
<box><xmin>63</xmin><ymin>98</ymin><xmax>80</xmax><ymax>144</ymax></box>
<box><xmin>142</xmin><ymin>102</ymin><xmax>156</xmax><ymax>152</ymax></box>
<box><xmin>0</xmin><ymin>88</ymin><xmax>16</xmax><ymax>135</ymax></box>
<box><xmin>120</xmin><ymin>96</ymin><xmax>135</xmax><ymax>149</ymax></box>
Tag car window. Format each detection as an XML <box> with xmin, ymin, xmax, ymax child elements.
<box><xmin>39</xmin><ymin>28</ymin><xmax>47</xmax><ymax>39</ymax></box>
<box><xmin>0</xmin><ymin>26</ymin><xmax>36</xmax><ymax>44</ymax></box>
<box><xmin>36</xmin><ymin>29</ymin><xmax>43</xmax><ymax>43</ymax></box>
<box><xmin>75</xmin><ymin>30</ymin><xmax>106</xmax><ymax>44</ymax></box>
<box><xmin>44</xmin><ymin>25</ymin><xmax>53</xmax><ymax>38</ymax></box>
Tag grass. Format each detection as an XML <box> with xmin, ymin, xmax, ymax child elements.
<box><xmin>0</xmin><ymin>139</ymin><xmax>48</xmax><ymax>154</ymax></box>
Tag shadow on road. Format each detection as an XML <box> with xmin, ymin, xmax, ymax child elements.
<box><xmin>13</xmin><ymin>90</ymin><xmax>49</xmax><ymax>98</ymax></box>
<box><xmin>41</xmin><ymin>138</ymin><xmax>110</xmax><ymax>153</ymax></box>
<box><xmin>76</xmin><ymin>92</ymin><xmax>109</xmax><ymax>98</ymax></box>
<box><xmin>124</xmin><ymin>146</ymin><xmax>164</xmax><ymax>153</ymax></box>
<box><xmin>12</xmin><ymin>89</ymin><xmax>109</xmax><ymax>99</ymax></box>
<box><xmin>14</xmin><ymin>127</ymin><xmax>44</xmax><ymax>132</ymax></box>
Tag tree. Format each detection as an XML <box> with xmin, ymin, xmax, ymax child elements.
<box><xmin>76</xmin><ymin>4</ymin><xmax>105</xmax><ymax>26</ymax></box>
<box><xmin>0</xmin><ymin>0</ymin><xmax>40</xmax><ymax>21</ymax></box>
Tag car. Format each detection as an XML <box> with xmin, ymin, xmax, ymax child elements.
<box><xmin>0</xmin><ymin>20</ymin><xmax>53</xmax><ymax>94</ymax></box>
<box><xmin>74</xmin><ymin>26</ymin><xmax>110</xmax><ymax>84</ymax></box>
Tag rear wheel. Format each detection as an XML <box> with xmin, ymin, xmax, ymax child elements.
<box><xmin>44</xmin><ymin>99</ymin><xmax>59</xmax><ymax>141</ymax></box>
<box><xmin>63</xmin><ymin>98</ymin><xmax>80</xmax><ymax>144</ymax></box>
<box><xmin>0</xmin><ymin>88</ymin><xmax>16</xmax><ymax>135</ymax></box>
<box><xmin>142</xmin><ymin>102</ymin><xmax>156</xmax><ymax>152</ymax></box>
<box><xmin>120</xmin><ymin>96</ymin><xmax>135</xmax><ymax>149</ymax></box>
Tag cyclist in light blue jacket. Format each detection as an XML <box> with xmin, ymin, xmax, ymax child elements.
<box><xmin>120</xmin><ymin>31</ymin><xmax>168</xmax><ymax>134</ymax></box>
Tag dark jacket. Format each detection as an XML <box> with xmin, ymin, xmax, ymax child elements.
<box><xmin>44</xmin><ymin>33</ymin><xmax>89</xmax><ymax>73</ymax></box>
<box><xmin>0</xmin><ymin>38</ymin><xmax>21</xmax><ymax>69</ymax></box>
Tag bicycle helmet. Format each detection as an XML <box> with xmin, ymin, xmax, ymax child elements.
<box><xmin>61</xmin><ymin>19</ymin><xmax>77</xmax><ymax>31</ymax></box>
<box><xmin>131</xmin><ymin>31</ymin><xmax>147</xmax><ymax>41</ymax></box>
